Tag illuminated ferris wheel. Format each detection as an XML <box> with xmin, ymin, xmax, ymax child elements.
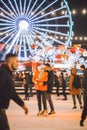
<box><xmin>0</xmin><ymin>0</ymin><xmax>73</xmax><ymax>61</ymax></box>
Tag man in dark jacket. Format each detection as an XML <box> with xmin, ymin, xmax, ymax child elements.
<box><xmin>45</xmin><ymin>63</ymin><xmax>55</xmax><ymax>115</ymax></box>
<box><xmin>0</xmin><ymin>53</ymin><xmax>28</xmax><ymax>130</ymax></box>
<box><xmin>80</xmin><ymin>65</ymin><xmax>87</xmax><ymax>126</ymax></box>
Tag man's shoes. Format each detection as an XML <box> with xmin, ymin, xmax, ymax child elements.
<box><xmin>23</xmin><ymin>98</ymin><xmax>27</xmax><ymax>100</ymax></box>
<box><xmin>29</xmin><ymin>94</ymin><xmax>33</xmax><ymax>97</ymax></box>
<box><xmin>37</xmin><ymin>111</ymin><xmax>42</xmax><ymax>116</ymax></box>
<box><xmin>80</xmin><ymin>120</ymin><xmax>84</xmax><ymax>126</ymax></box>
<box><xmin>27</xmin><ymin>97</ymin><xmax>29</xmax><ymax>100</ymax></box>
<box><xmin>23</xmin><ymin>97</ymin><xmax>29</xmax><ymax>100</ymax></box>
<box><xmin>80</xmin><ymin>106</ymin><xmax>83</xmax><ymax>109</ymax></box>
<box><xmin>41</xmin><ymin>110</ymin><xmax>48</xmax><ymax>116</ymax></box>
<box><xmin>62</xmin><ymin>98</ymin><xmax>67</xmax><ymax>101</ymax></box>
<box><xmin>48</xmin><ymin>111</ymin><xmax>56</xmax><ymax>115</ymax></box>
<box><xmin>57</xmin><ymin>96</ymin><xmax>61</xmax><ymax>100</ymax></box>
<box><xmin>72</xmin><ymin>106</ymin><xmax>77</xmax><ymax>109</ymax></box>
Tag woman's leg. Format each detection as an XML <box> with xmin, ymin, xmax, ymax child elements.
<box><xmin>77</xmin><ymin>95</ymin><xmax>83</xmax><ymax>108</ymax></box>
<box><xmin>62</xmin><ymin>87</ymin><xmax>67</xmax><ymax>100</ymax></box>
<box><xmin>42</xmin><ymin>91</ymin><xmax>47</xmax><ymax>111</ymax></box>
<box><xmin>47</xmin><ymin>93</ymin><xmax>55</xmax><ymax>112</ymax></box>
<box><xmin>72</xmin><ymin>95</ymin><xmax>77</xmax><ymax>109</ymax></box>
<box><xmin>36</xmin><ymin>90</ymin><xmax>42</xmax><ymax>111</ymax></box>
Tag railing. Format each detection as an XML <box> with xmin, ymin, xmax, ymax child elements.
<box><xmin>14</xmin><ymin>81</ymin><xmax>70</xmax><ymax>95</ymax></box>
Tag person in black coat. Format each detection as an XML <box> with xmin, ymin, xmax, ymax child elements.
<box><xmin>28</xmin><ymin>72</ymin><xmax>34</xmax><ymax>97</ymax></box>
<box><xmin>80</xmin><ymin>65</ymin><xmax>87</xmax><ymax>126</ymax></box>
<box><xmin>0</xmin><ymin>53</ymin><xmax>28</xmax><ymax>130</ymax></box>
<box><xmin>23</xmin><ymin>73</ymin><xmax>29</xmax><ymax>100</ymax></box>
<box><xmin>59</xmin><ymin>72</ymin><xmax>67</xmax><ymax>100</ymax></box>
<box><xmin>44</xmin><ymin>63</ymin><xmax>56</xmax><ymax>115</ymax></box>
<box><xmin>53</xmin><ymin>72</ymin><xmax>60</xmax><ymax>97</ymax></box>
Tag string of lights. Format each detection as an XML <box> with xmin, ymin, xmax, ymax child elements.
<box><xmin>0</xmin><ymin>30</ymin><xmax>87</xmax><ymax>42</ymax></box>
<box><xmin>55</xmin><ymin>36</ymin><xmax>87</xmax><ymax>41</ymax></box>
<box><xmin>0</xmin><ymin>8</ymin><xmax>87</xmax><ymax>17</ymax></box>
<box><xmin>71</xmin><ymin>9</ymin><xmax>87</xmax><ymax>15</ymax></box>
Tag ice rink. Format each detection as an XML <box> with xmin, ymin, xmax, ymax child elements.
<box><xmin>7</xmin><ymin>95</ymin><xmax>87</xmax><ymax>130</ymax></box>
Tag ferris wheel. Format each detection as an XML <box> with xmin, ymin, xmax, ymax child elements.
<box><xmin>0</xmin><ymin>0</ymin><xmax>73</xmax><ymax>61</ymax></box>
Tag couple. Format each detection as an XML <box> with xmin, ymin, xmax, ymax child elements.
<box><xmin>33</xmin><ymin>63</ymin><xmax>55</xmax><ymax>116</ymax></box>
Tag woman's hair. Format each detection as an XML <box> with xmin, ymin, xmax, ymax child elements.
<box><xmin>45</xmin><ymin>63</ymin><xmax>51</xmax><ymax>67</ymax></box>
<box><xmin>80</xmin><ymin>65</ymin><xmax>85</xmax><ymax>69</ymax></box>
<box><xmin>60</xmin><ymin>72</ymin><xmax>64</xmax><ymax>78</ymax></box>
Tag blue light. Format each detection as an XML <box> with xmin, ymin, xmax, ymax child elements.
<box><xmin>0</xmin><ymin>0</ymin><xmax>73</xmax><ymax>61</ymax></box>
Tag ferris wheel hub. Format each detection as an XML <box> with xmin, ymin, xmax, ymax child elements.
<box><xmin>19</xmin><ymin>20</ymin><xmax>29</xmax><ymax>31</ymax></box>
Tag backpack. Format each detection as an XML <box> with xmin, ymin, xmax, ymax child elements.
<box><xmin>72</xmin><ymin>75</ymin><xmax>81</xmax><ymax>89</ymax></box>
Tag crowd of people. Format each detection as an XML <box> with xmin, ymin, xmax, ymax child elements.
<box><xmin>15</xmin><ymin>60</ymin><xmax>87</xmax><ymax>127</ymax></box>
<box><xmin>0</xmin><ymin>53</ymin><xmax>87</xmax><ymax>130</ymax></box>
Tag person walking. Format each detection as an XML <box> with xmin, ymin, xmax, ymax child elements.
<box><xmin>80</xmin><ymin>65</ymin><xmax>87</xmax><ymax>126</ymax></box>
<box><xmin>69</xmin><ymin>68</ymin><xmax>83</xmax><ymax>109</ymax></box>
<box><xmin>0</xmin><ymin>53</ymin><xmax>28</xmax><ymax>130</ymax></box>
<box><xmin>33</xmin><ymin>66</ymin><xmax>48</xmax><ymax>116</ymax></box>
<box><xmin>45</xmin><ymin>63</ymin><xmax>56</xmax><ymax>115</ymax></box>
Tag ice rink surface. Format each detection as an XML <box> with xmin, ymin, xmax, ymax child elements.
<box><xmin>7</xmin><ymin>95</ymin><xmax>87</xmax><ymax>130</ymax></box>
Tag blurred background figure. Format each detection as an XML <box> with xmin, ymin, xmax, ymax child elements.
<box><xmin>53</xmin><ymin>71</ymin><xmax>60</xmax><ymax>99</ymax></box>
<box><xmin>28</xmin><ymin>71</ymin><xmax>34</xmax><ymax>97</ymax></box>
<box><xmin>22</xmin><ymin>73</ymin><xmax>29</xmax><ymax>100</ymax></box>
<box><xmin>80</xmin><ymin>65</ymin><xmax>87</xmax><ymax>126</ymax></box>
<box><xmin>69</xmin><ymin>68</ymin><xmax>83</xmax><ymax>109</ymax></box>
<box><xmin>59</xmin><ymin>72</ymin><xmax>67</xmax><ymax>100</ymax></box>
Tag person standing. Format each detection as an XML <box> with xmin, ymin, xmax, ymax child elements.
<box><xmin>0</xmin><ymin>53</ymin><xmax>28</xmax><ymax>130</ymax></box>
<box><xmin>53</xmin><ymin>72</ymin><xmax>60</xmax><ymax>98</ymax></box>
<box><xmin>59</xmin><ymin>72</ymin><xmax>67</xmax><ymax>100</ymax></box>
<box><xmin>28</xmin><ymin>72</ymin><xmax>34</xmax><ymax>97</ymax></box>
<box><xmin>80</xmin><ymin>65</ymin><xmax>87</xmax><ymax>126</ymax></box>
<box><xmin>69</xmin><ymin>68</ymin><xmax>83</xmax><ymax>109</ymax></box>
<box><xmin>45</xmin><ymin>63</ymin><xmax>56</xmax><ymax>115</ymax></box>
<box><xmin>22</xmin><ymin>73</ymin><xmax>29</xmax><ymax>100</ymax></box>
<box><xmin>33</xmin><ymin>66</ymin><xmax>48</xmax><ymax>116</ymax></box>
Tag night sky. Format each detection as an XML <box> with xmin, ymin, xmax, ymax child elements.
<box><xmin>67</xmin><ymin>0</ymin><xmax>87</xmax><ymax>8</ymax></box>
<box><xmin>67</xmin><ymin>0</ymin><xmax>87</xmax><ymax>36</ymax></box>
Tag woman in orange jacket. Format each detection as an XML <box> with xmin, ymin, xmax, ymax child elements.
<box><xmin>33</xmin><ymin>66</ymin><xmax>48</xmax><ymax>116</ymax></box>
<box><xmin>69</xmin><ymin>68</ymin><xmax>83</xmax><ymax>109</ymax></box>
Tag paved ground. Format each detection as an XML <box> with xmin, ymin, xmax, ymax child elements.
<box><xmin>6</xmin><ymin>95</ymin><xmax>87</xmax><ymax>130</ymax></box>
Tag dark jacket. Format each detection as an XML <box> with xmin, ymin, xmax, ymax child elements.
<box><xmin>46</xmin><ymin>70</ymin><xmax>54</xmax><ymax>94</ymax></box>
<box><xmin>0</xmin><ymin>64</ymin><xmax>24</xmax><ymax>109</ymax></box>
<box><xmin>62</xmin><ymin>78</ymin><xmax>66</xmax><ymax>88</ymax></box>
<box><xmin>82</xmin><ymin>69</ymin><xmax>87</xmax><ymax>89</ymax></box>
<box><xmin>54</xmin><ymin>74</ymin><xmax>59</xmax><ymax>88</ymax></box>
<box><xmin>82</xmin><ymin>69</ymin><xmax>87</xmax><ymax>102</ymax></box>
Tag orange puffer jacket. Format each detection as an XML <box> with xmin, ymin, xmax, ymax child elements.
<box><xmin>32</xmin><ymin>70</ymin><xmax>48</xmax><ymax>91</ymax></box>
